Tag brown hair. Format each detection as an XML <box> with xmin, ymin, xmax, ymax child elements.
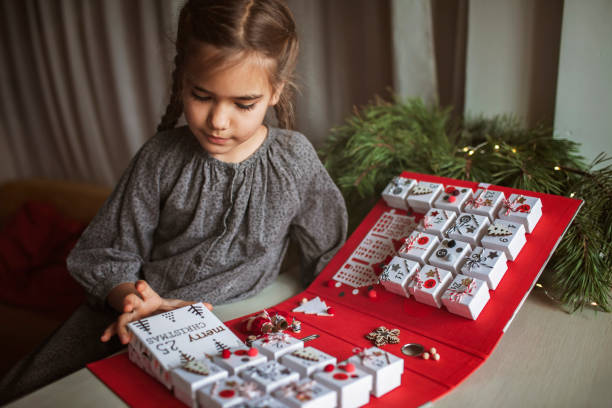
<box><xmin>157</xmin><ymin>0</ymin><xmax>299</xmax><ymax>132</ymax></box>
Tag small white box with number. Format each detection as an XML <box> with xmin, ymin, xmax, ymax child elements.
<box><xmin>464</xmin><ymin>188</ymin><xmax>505</xmax><ymax>221</ymax></box>
<box><xmin>381</xmin><ymin>176</ymin><xmax>417</xmax><ymax>210</ymax></box>
<box><xmin>379</xmin><ymin>256</ymin><xmax>421</xmax><ymax>297</ymax></box>
<box><xmin>433</xmin><ymin>185</ymin><xmax>474</xmax><ymax>213</ymax></box>
<box><xmin>481</xmin><ymin>219</ymin><xmax>526</xmax><ymax>261</ymax></box>
<box><xmin>398</xmin><ymin>231</ymin><xmax>439</xmax><ymax>264</ymax></box>
<box><xmin>417</xmin><ymin>208</ymin><xmax>457</xmax><ymax>239</ymax></box>
<box><xmin>313</xmin><ymin>362</ymin><xmax>373</xmax><ymax>408</ymax></box>
<box><xmin>406</xmin><ymin>181</ymin><xmax>444</xmax><ymax>213</ymax></box>
<box><xmin>498</xmin><ymin>193</ymin><xmax>543</xmax><ymax>233</ymax></box>
<box><xmin>347</xmin><ymin>347</ymin><xmax>403</xmax><ymax>397</ymax></box>
<box><xmin>280</xmin><ymin>347</ymin><xmax>337</xmax><ymax>379</ymax></box>
<box><xmin>441</xmin><ymin>275</ymin><xmax>490</xmax><ymax>320</ymax></box>
<box><xmin>274</xmin><ymin>378</ymin><xmax>337</xmax><ymax>408</ymax></box>
<box><xmin>428</xmin><ymin>238</ymin><xmax>472</xmax><ymax>275</ymax></box>
<box><xmin>410</xmin><ymin>265</ymin><xmax>453</xmax><ymax>308</ymax></box>
<box><xmin>239</xmin><ymin>360</ymin><xmax>300</xmax><ymax>393</ymax></box>
<box><xmin>461</xmin><ymin>246</ymin><xmax>508</xmax><ymax>290</ymax></box>
<box><xmin>446</xmin><ymin>213</ymin><xmax>490</xmax><ymax>247</ymax></box>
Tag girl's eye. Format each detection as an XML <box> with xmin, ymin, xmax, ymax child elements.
<box><xmin>236</xmin><ymin>102</ymin><xmax>256</xmax><ymax>111</ymax></box>
<box><xmin>191</xmin><ymin>92</ymin><xmax>211</xmax><ymax>102</ymax></box>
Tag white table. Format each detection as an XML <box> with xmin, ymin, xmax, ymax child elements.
<box><xmin>7</xmin><ymin>268</ymin><xmax>612</xmax><ymax>408</ymax></box>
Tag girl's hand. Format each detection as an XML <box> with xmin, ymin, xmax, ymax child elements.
<box><xmin>101</xmin><ymin>280</ymin><xmax>213</xmax><ymax>344</ymax></box>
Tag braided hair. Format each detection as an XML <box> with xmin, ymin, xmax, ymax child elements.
<box><xmin>157</xmin><ymin>0</ymin><xmax>299</xmax><ymax>133</ymax></box>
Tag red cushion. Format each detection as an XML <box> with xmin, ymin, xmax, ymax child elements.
<box><xmin>0</xmin><ymin>201</ymin><xmax>86</xmax><ymax>318</ymax></box>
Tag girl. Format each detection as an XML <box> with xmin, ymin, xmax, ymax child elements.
<box><xmin>0</xmin><ymin>0</ymin><xmax>347</xmax><ymax>403</ymax></box>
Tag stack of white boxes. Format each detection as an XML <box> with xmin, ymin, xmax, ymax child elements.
<box><xmin>380</xmin><ymin>175</ymin><xmax>543</xmax><ymax>319</ymax></box>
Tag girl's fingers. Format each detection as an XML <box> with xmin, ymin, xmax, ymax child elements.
<box><xmin>117</xmin><ymin>311</ymin><xmax>136</xmax><ymax>344</ymax></box>
<box><xmin>136</xmin><ymin>280</ymin><xmax>155</xmax><ymax>300</ymax></box>
<box><xmin>100</xmin><ymin>322</ymin><xmax>118</xmax><ymax>342</ymax></box>
<box><xmin>123</xmin><ymin>293</ymin><xmax>142</xmax><ymax>313</ymax></box>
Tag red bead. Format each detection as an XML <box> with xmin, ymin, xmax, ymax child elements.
<box><xmin>343</xmin><ymin>363</ymin><xmax>356</xmax><ymax>372</ymax></box>
<box><xmin>219</xmin><ymin>389</ymin><xmax>235</xmax><ymax>398</ymax></box>
<box><xmin>221</xmin><ymin>349</ymin><xmax>231</xmax><ymax>359</ymax></box>
<box><xmin>448</xmin><ymin>195</ymin><xmax>457</xmax><ymax>203</ymax></box>
<box><xmin>247</xmin><ymin>347</ymin><xmax>259</xmax><ymax>357</ymax></box>
<box><xmin>324</xmin><ymin>364</ymin><xmax>335</xmax><ymax>372</ymax></box>
<box><xmin>417</xmin><ymin>236</ymin><xmax>429</xmax><ymax>245</ymax></box>
<box><xmin>368</xmin><ymin>289</ymin><xmax>377</xmax><ymax>299</ymax></box>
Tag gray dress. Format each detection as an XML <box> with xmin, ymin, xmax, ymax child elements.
<box><xmin>0</xmin><ymin>126</ymin><xmax>347</xmax><ymax>403</ymax></box>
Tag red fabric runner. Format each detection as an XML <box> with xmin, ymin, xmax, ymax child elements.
<box><xmin>88</xmin><ymin>172</ymin><xmax>582</xmax><ymax>407</ymax></box>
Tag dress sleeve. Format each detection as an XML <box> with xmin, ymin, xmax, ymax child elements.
<box><xmin>67</xmin><ymin>137</ymin><xmax>164</xmax><ymax>307</ymax></box>
<box><xmin>290</xmin><ymin>141</ymin><xmax>348</xmax><ymax>285</ymax></box>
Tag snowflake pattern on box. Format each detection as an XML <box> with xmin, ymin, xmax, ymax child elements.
<box><xmin>333</xmin><ymin>210</ymin><xmax>417</xmax><ymax>287</ymax></box>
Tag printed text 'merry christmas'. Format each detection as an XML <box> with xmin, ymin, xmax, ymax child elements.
<box><xmin>145</xmin><ymin>322</ymin><xmax>207</xmax><ymax>345</ymax></box>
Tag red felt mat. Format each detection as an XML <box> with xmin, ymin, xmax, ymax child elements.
<box><xmin>88</xmin><ymin>172</ymin><xmax>582</xmax><ymax>407</ymax></box>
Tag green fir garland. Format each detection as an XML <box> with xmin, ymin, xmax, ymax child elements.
<box><xmin>319</xmin><ymin>97</ymin><xmax>612</xmax><ymax>312</ymax></box>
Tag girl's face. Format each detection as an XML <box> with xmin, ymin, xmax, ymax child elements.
<box><xmin>182</xmin><ymin>44</ymin><xmax>282</xmax><ymax>163</ymax></box>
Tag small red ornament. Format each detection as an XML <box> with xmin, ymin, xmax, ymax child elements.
<box><xmin>333</xmin><ymin>373</ymin><xmax>349</xmax><ymax>380</ymax></box>
<box><xmin>445</xmin><ymin>186</ymin><xmax>457</xmax><ymax>194</ymax></box>
<box><xmin>247</xmin><ymin>347</ymin><xmax>258</xmax><ymax>357</ymax></box>
<box><xmin>517</xmin><ymin>204</ymin><xmax>531</xmax><ymax>212</ymax></box>
<box><xmin>448</xmin><ymin>195</ymin><xmax>457</xmax><ymax>203</ymax></box>
<box><xmin>417</xmin><ymin>236</ymin><xmax>429</xmax><ymax>245</ymax></box>
<box><xmin>368</xmin><ymin>289</ymin><xmax>377</xmax><ymax>299</ymax></box>
<box><xmin>219</xmin><ymin>389</ymin><xmax>235</xmax><ymax>398</ymax></box>
<box><xmin>324</xmin><ymin>364</ymin><xmax>335</xmax><ymax>372</ymax></box>
<box><xmin>343</xmin><ymin>363</ymin><xmax>356</xmax><ymax>372</ymax></box>
<box><xmin>327</xmin><ymin>307</ymin><xmax>336</xmax><ymax>315</ymax></box>
<box><xmin>424</xmin><ymin>279</ymin><xmax>436</xmax><ymax>288</ymax></box>
<box><xmin>221</xmin><ymin>349</ymin><xmax>231</xmax><ymax>359</ymax></box>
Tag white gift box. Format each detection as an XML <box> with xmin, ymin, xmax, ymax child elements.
<box><xmin>233</xmin><ymin>395</ymin><xmax>291</xmax><ymax>407</ymax></box>
<box><xmin>397</xmin><ymin>231</ymin><xmax>439</xmax><ymax>264</ymax></box>
<box><xmin>279</xmin><ymin>346</ymin><xmax>337</xmax><ymax>379</ymax></box>
<box><xmin>406</xmin><ymin>181</ymin><xmax>444</xmax><ymax>213</ymax></box>
<box><xmin>197</xmin><ymin>376</ymin><xmax>263</xmax><ymax>408</ymax></box>
<box><xmin>463</xmin><ymin>188</ymin><xmax>505</xmax><ymax>222</ymax></box>
<box><xmin>252</xmin><ymin>333</ymin><xmax>304</xmax><ymax>361</ymax></box>
<box><xmin>171</xmin><ymin>359</ymin><xmax>228</xmax><ymax>408</ymax></box>
<box><xmin>433</xmin><ymin>185</ymin><xmax>474</xmax><ymax>213</ymax></box>
<box><xmin>441</xmin><ymin>275</ymin><xmax>490</xmax><ymax>320</ymax></box>
<box><xmin>498</xmin><ymin>193</ymin><xmax>543</xmax><ymax>233</ymax></box>
<box><xmin>381</xmin><ymin>176</ymin><xmax>417</xmax><ymax>210</ymax></box>
<box><xmin>461</xmin><ymin>246</ymin><xmax>508</xmax><ymax>290</ymax></box>
<box><xmin>416</xmin><ymin>208</ymin><xmax>457</xmax><ymax>239</ymax></box>
<box><xmin>411</xmin><ymin>265</ymin><xmax>453</xmax><ymax>308</ymax></box>
<box><xmin>347</xmin><ymin>347</ymin><xmax>403</xmax><ymax>398</ymax></box>
<box><xmin>379</xmin><ymin>256</ymin><xmax>420</xmax><ymax>297</ymax></box>
<box><xmin>428</xmin><ymin>238</ymin><xmax>472</xmax><ymax>275</ymax></box>
<box><xmin>446</xmin><ymin>213</ymin><xmax>490</xmax><ymax>247</ymax></box>
<box><xmin>313</xmin><ymin>362</ymin><xmax>373</xmax><ymax>408</ymax></box>
<box><xmin>127</xmin><ymin>303</ymin><xmax>243</xmax><ymax>389</ymax></box>
<box><xmin>213</xmin><ymin>346</ymin><xmax>268</xmax><ymax>376</ymax></box>
<box><xmin>239</xmin><ymin>360</ymin><xmax>300</xmax><ymax>393</ymax></box>
<box><xmin>480</xmin><ymin>219</ymin><xmax>526</xmax><ymax>261</ymax></box>
<box><xmin>273</xmin><ymin>378</ymin><xmax>337</xmax><ymax>408</ymax></box>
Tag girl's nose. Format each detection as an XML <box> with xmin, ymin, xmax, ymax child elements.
<box><xmin>207</xmin><ymin>103</ymin><xmax>230</xmax><ymax>131</ymax></box>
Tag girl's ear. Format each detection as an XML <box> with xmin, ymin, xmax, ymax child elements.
<box><xmin>269</xmin><ymin>82</ymin><xmax>285</xmax><ymax>106</ymax></box>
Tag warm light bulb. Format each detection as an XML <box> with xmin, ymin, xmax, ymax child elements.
<box><xmin>511</xmin><ymin>148</ymin><xmax>517</xmax><ymax>153</ymax></box>
<box><xmin>536</xmin><ymin>283</ymin><xmax>543</xmax><ymax>288</ymax></box>
<box><xmin>570</xmin><ymin>192</ymin><xmax>576</xmax><ymax>198</ymax></box>
<box><xmin>468</xmin><ymin>150</ymin><xmax>475</xmax><ymax>156</ymax></box>
<box><xmin>463</xmin><ymin>146</ymin><xmax>469</xmax><ymax>152</ymax></box>
<box><xmin>554</xmin><ymin>166</ymin><xmax>561</xmax><ymax>171</ymax></box>
<box><xmin>591</xmin><ymin>302</ymin><xmax>598</xmax><ymax>306</ymax></box>
<box><xmin>494</xmin><ymin>144</ymin><xmax>500</xmax><ymax>150</ymax></box>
